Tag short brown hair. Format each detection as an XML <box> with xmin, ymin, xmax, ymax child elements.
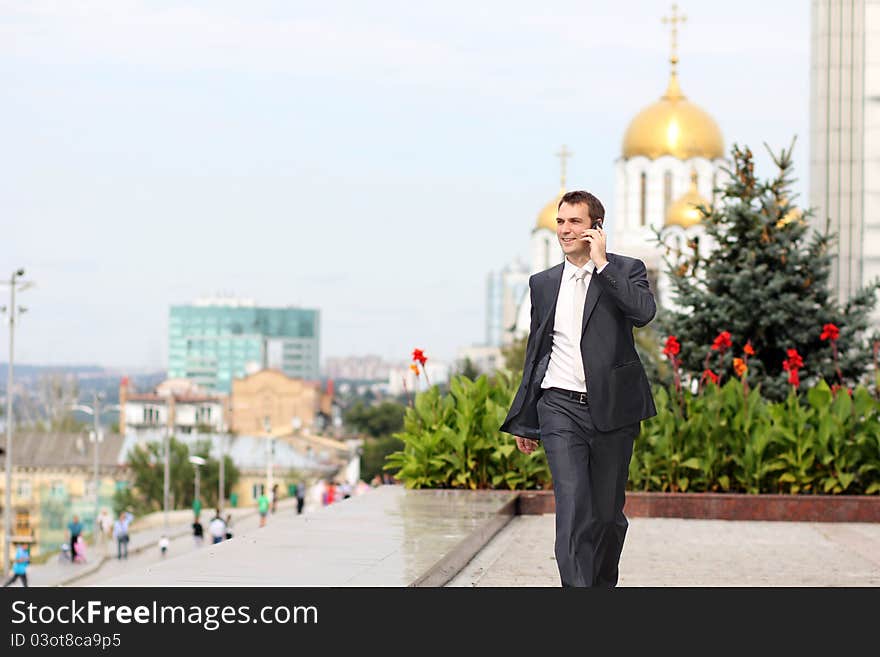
<box><xmin>558</xmin><ymin>190</ymin><xmax>605</xmax><ymax>224</ymax></box>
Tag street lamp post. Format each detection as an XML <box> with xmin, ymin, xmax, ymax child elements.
<box><xmin>218</xmin><ymin>424</ymin><xmax>227</xmax><ymax>515</ymax></box>
<box><xmin>71</xmin><ymin>394</ymin><xmax>120</xmax><ymax>547</ymax></box>
<box><xmin>189</xmin><ymin>456</ymin><xmax>206</xmax><ymax>511</ymax></box>
<box><xmin>163</xmin><ymin>425</ymin><xmax>170</xmax><ymax>529</ymax></box>
<box><xmin>2</xmin><ymin>268</ymin><xmax>32</xmax><ymax>575</ymax></box>
<box><xmin>163</xmin><ymin>395</ymin><xmax>175</xmax><ymax>529</ymax></box>
<box><xmin>263</xmin><ymin>416</ymin><xmax>273</xmax><ymax>498</ymax></box>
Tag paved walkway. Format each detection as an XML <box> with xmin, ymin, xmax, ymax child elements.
<box><xmin>447</xmin><ymin>515</ymin><xmax>880</xmax><ymax>586</ymax></box>
<box><xmin>17</xmin><ymin>489</ymin><xmax>880</xmax><ymax>588</ymax></box>
<box><xmin>18</xmin><ymin>498</ymin><xmax>300</xmax><ymax>587</ymax></box>
<box><xmin>95</xmin><ymin>487</ymin><xmax>515</xmax><ymax>586</ymax></box>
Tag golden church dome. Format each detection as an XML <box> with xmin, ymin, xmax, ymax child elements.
<box><xmin>666</xmin><ymin>170</ymin><xmax>709</xmax><ymax>228</ymax></box>
<box><xmin>776</xmin><ymin>196</ymin><xmax>805</xmax><ymax>228</ymax></box>
<box><xmin>623</xmin><ymin>73</ymin><xmax>724</xmax><ymax>160</ymax></box>
<box><xmin>536</xmin><ymin>189</ymin><xmax>564</xmax><ymax>232</ymax></box>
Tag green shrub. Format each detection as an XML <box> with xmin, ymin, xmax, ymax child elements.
<box><xmin>388</xmin><ymin>373</ymin><xmax>880</xmax><ymax>495</ymax></box>
<box><xmin>385</xmin><ymin>372</ymin><xmax>552</xmax><ymax>490</ymax></box>
<box><xmin>632</xmin><ymin>379</ymin><xmax>880</xmax><ymax>494</ymax></box>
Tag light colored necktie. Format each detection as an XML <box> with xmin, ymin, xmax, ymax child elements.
<box><xmin>572</xmin><ymin>269</ymin><xmax>587</xmax><ymax>385</ymax></box>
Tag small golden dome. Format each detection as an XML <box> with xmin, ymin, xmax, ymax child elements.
<box><xmin>776</xmin><ymin>197</ymin><xmax>805</xmax><ymax>227</ymax></box>
<box><xmin>536</xmin><ymin>189</ymin><xmax>564</xmax><ymax>232</ymax></box>
<box><xmin>622</xmin><ymin>73</ymin><xmax>724</xmax><ymax>160</ymax></box>
<box><xmin>666</xmin><ymin>170</ymin><xmax>708</xmax><ymax>228</ymax></box>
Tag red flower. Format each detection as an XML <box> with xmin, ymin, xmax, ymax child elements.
<box><xmin>662</xmin><ymin>335</ymin><xmax>681</xmax><ymax>358</ymax></box>
<box><xmin>743</xmin><ymin>341</ymin><xmax>755</xmax><ymax>356</ymax></box>
<box><xmin>783</xmin><ymin>348</ymin><xmax>804</xmax><ymax>369</ymax></box>
<box><xmin>412</xmin><ymin>348</ymin><xmax>427</xmax><ymax>366</ymax></box>
<box><xmin>701</xmin><ymin>369</ymin><xmax>719</xmax><ymax>385</ymax></box>
<box><xmin>831</xmin><ymin>383</ymin><xmax>852</xmax><ymax>397</ymax></box>
<box><xmin>711</xmin><ymin>331</ymin><xmax>732</xmax><ymax>352</ymax></box>
<box><xmin>782</xmin><ymin>348</ymin><xmax>804</xmax><ymax>388</ymax></box>
<box><xmin>820</xmin><ymin>323</ymin><xmax>840</xmax><ymax>342</ymax></box>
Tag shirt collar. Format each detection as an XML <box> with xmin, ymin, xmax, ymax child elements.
<box><xmin>564</xmin><ymin>257</ymin><xmax>596</xmax><ymax>279</ymax></box>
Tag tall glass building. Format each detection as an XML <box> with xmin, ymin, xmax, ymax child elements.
<box><xmin>168</xmin><ymin>299</ymin><xmax>320</xmax><ymax>393</ymax></box>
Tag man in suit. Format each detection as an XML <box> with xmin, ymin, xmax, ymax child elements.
<box><xmin>500</xmin><ymin>190</ymin><xmax>657</xmax><ymax>588</ymax></box>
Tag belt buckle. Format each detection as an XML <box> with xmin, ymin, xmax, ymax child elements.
<box><xmin>577</xmin><ymin>392</ymin><xmax>587</xmax><ymax>405</ymax></box>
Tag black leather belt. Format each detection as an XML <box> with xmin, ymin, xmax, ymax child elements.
<box><xmin>547</xmin><ymin>387</ymin><xmax>588</xmax><ymax>405</ymax></box>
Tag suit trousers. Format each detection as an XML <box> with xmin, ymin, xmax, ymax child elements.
<box><xmin>537</xmin><ymin>388</ymin><xmax>638</xmax><ymax>587</ymax></box>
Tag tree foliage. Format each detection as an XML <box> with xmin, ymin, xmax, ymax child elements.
<box><xmin>124</xmin><ymin>437</ymin><xmax>239</xmax><ymax>512</ymax></box>
<box><xmin>653</xmin><ymin>141</ymin><xmax>880</xmax><ymax>401</ymax></box>
<box><xmin>343</xmin><ymin>400</ymin><xmax>405</xmax><ymax>438</ymax></box>
<box><xmin>500</xmin><ymin>334</ymin><xmax>527</xmax><ymax>374</ymax></box>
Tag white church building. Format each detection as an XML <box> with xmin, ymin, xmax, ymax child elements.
<box><xmin>510</xmin><ymin>11</ymin><xmax>729</xmax><ymax>338</ymax></box>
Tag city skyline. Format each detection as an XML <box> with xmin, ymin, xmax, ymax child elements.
<box><xmin>1</xmin><ymin>1</ymin><xmax>810</xmax><ymax>369</ymax></box>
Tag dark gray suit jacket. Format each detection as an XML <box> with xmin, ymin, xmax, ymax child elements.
<box><xmin>500</xmin><ymin>252</ymin><xmax>657</xmax><ymax>439</ymax></box>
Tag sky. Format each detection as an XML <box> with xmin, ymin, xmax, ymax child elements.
<box><xmin>1</xmin><ymin>0</ymin><xmax>810</xmax><ymax>370</ymax></box>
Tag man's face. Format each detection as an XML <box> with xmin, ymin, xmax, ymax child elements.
<box><xmin>556</xmin><ymin>201</ymin><xmax>598</xmax><ymax>258</ymax></box>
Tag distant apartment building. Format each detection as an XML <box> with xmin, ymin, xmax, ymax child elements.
<box><xmin>486</xmin><ymin>258</ymin><xmax>529</xmax><ymax>347</ymax></box>
<box><xmin>810</xmin><ymin>1</ymin><xmax>880</xmax><ymax>326</ymax></box>
<box><xmin>323</xmin><ymin>355</ymin><xmax>397</xmax><ymax>381</ymax></box>
<box><xmin>0</xmin><ymin>432</ymin><xmax>129</xmax><ymax>557</ymax></box>
<box><xmin>168</xmin><ymin>297</ymin><xmax>320</xmax><ymax>393</ymax></box>
<box><xmin>230</xmin><ymin>369</ymin><xmax>334</xmax><ymax>436</ymax></box>
<box><xmin>456</xmin><ymin>344</ymin><xmax>504</xmax><ymax>376</ymax></box>
<box><xmin>120</xmin><ymin>377</ymin><xmax>227</xmax><ymax>436</ymax></box>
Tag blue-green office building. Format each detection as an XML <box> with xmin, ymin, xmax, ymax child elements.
<box><xmin>168</xmin><ymin>301</ymin><xmax>320</xmax><ymax>393</ymax></box>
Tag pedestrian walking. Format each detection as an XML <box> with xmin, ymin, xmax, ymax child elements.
<box><xmin>295</xmin><ymin>482</ymin><xmax>306</xmax><ymax>515</ymax></box>
<box><xmin>192</xmin><ymin>514</ymin><xmax>204</xmax><ymax>547</ymax></box>
<box><xmin>2</xmin><ymin>541</ymin><xmax>30</xmax><ymax>587</ymax></box>
<box><xmin>208</xmin><ymin>510</ymin><xmax>226</xmax><ymax>544</ymax></box>
<box><xmin>271</xmin><ymin>484</ymin><xmax>278</xmax><ymax>513</ymax></box>
<box><xmin>112</xmin><ymin>510</ymin><xmax>134</xmax><ymax>560</ymax></box>
<box><xmin>500</xmin><ymin>190</ymin><xmax>657</xmax><ymax>588</ymax></box>
<box><xmin>257</xmin><ymin>491</ymin><xmax>270</xmax><ymax>527</ymax></box>
<box><xmin>97</xmin><ymin>508</ymin><xmax>113</xmax><ymax>555</ymax></box>
<box><xmin>74</xmin><ymin>535</ymin><xmax>88</xmax><ymax>563</ymax></box>
<box><xmin>67</xmin><ymin>515</ymin><xmax>83</xmax><ymax>562</ymax></box>
<box><xmin>158</xmin><ymin>535</ymin><xmax>170</xmax><ymax>558</ymax></box>
<box><xmin>224</xmin><ymin>513</ymin><xmax>233</xmax><ymax>540</ymax></box>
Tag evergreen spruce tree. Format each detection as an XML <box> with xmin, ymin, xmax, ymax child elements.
<box><xmin>653</xmin><ymin>140</ymin><xmax>880</xmax><ymax>401</ymax></box>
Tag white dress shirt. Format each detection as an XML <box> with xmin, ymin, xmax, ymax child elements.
<box><xmin>540</xmin><ymin>257</ymin><xmax>609</xmax><ymax>392</ymax></box>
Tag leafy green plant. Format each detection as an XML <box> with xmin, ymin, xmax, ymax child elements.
<box><xmin>389</xmin><ymin>370</ymin><xmax>880</xmax><ymax>495</ymax></box>
<box><xmin>635</xmin><ymin>378</ymin><xmax>880</xmax><ymax>495</ymax></box>
<box><xmin>386</xmin><ymin>372</ymin><xmax>551</xmax><ymax>490</ymax></box>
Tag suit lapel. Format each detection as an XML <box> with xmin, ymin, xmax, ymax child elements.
<box><xmin>536</xmin><ymin>263</ymin><xmax>564</xmax><ymax>339</ymax></box>
<box><xmin>581</xmin><ymin>254</ymin><xmax>613</xmax><ymax>335</ymax></box>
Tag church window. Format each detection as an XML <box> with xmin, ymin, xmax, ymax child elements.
<box><xmin>639</xmin><ymin>172</ymin><xmax>647</xmax><ymax>226</ymax></box>
<box><xmin>664</xmin><ymin>170</ymin><xmax>673</xmax><ymax>217</ymax></box>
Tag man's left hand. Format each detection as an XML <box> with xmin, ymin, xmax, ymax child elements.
<box><xmin>580</xmin><ymin>226</ymin><xmax>608</xmax><ymax>268</ymax></box>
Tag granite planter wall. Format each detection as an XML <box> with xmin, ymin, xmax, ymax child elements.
<box><xmin>517</xmin><ymin>490</ymin><xmax>880</xmax><ymax>522</ymax></box>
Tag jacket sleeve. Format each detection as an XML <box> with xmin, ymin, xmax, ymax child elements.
<box><xmin>516</xmin><ymin>275</ymin><xmax>541</xmax><ymax>375</ymax></box>
<box><xmin>593</xmin><ymin>258</ymin><xmax>656</xmax><ymax>327</ymax></box>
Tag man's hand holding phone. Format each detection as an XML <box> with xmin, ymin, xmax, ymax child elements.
<box><xmin>579</xmin><ymin>220</ymin><xmax>608</xmax><ymax>268</ymax></box>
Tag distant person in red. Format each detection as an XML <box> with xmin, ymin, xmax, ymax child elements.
<box><xmin>321</xmin><ymin>480</ymin><xmax>336</xmax><ymax>506</ymax></box>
